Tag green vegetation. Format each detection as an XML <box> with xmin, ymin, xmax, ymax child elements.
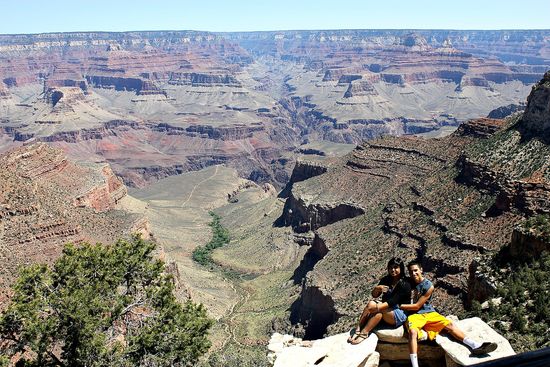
<box><xmin>202</xmin><ymin>344</ymin><xmax>269</xmax><ymax>367</ymax></box>
<box><xmin>464</xmin><ymin>113</ymin><xmax>550</xmax><ymax>181</ymax></box>
<box><xmin>193</xmin><ymin>212</ymin><xmax>230</xmax><ymax>266</ymax></box>
<box><xmin>0</xmin><ymin>235</ymin><xmax>212</xmax><ymax>367</ymax></box>
<box><xmin>521</xmin><ymin>214</ymin><xmax>550</xmax><ymax>242</ymax></box>
<box><xmin>469</xmin><ymin>251</ymin><xmax>550</xmax><ymax>352</ymax></box>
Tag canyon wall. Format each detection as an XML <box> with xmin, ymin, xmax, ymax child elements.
<box><xmin>0</xmin><ymin>143</ymin><xmax>148</xmax><ymax>308</ymax></box>
<box><xmin>0</xmin><ymin>30</ymin><xmax>547</xmax><ymax>189</ymax></box>
<box><xmin>277</xmin><ymin>72</ymin><xmax>550</xmax><ymax>337</ymax></box>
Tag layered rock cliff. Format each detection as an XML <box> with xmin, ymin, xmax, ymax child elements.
<box><xmin>0</xmin><ymin>29</ymin><xmax>547</xmax><ymax>191</ymax></box>
<box><xmin>278</xmin><ymin>71</ymin><xmax>550</xmax><ymax>339</ymax></box>
<box><xmin>0</xmin><ymin>143</ymin><xmax>148</xmax><ymax>308</ymax></box>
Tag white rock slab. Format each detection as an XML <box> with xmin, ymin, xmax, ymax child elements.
<box><xmin>313</xmin><ymin>332</ymin><xmax>378</xmax><ymax>367</ymax></box>
<box><xmin>374</xmin><ymin>326</ymin><xmax>408</xmax><ymax>343</ymax></box>
<box><xmin>273</xmin><ymin>345</ymin><xmax>328</xmax><ymax>367</ymax></box>
<box><xmin>271</xmin><ymin>332</ymin><xmax>379</xmax><ymax>367</ymax></box>
<box><xmin>435</xmin><ymin>317</ymin><xmax>515</xmax><ymax>366</ymax></box>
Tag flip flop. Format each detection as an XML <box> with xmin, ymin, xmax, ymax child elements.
<box><xmin>350</xmin><ymin>332</ymin><xmax>369</xmax><ymax>345</ymax></box>
<box><xmin>347</xmin><ymin>327</ymin><xmax>360</xmax><ymax>343</ymax></box>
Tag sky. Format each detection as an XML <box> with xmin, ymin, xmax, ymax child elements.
<box><xmin>0</xmin><ymin>0</ymin><xmax>548</xmax><ymax>35</ymax></box>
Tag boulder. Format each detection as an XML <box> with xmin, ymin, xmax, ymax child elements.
<box><xmin>270</xmin><ymin>332</ymin><xmax>379</xmax><ymax>367</ymax></box>
<box><xmin>272</xmin><ymin>345</ymin><xmax>327</xmax><ymax>367</ymax></box>
<box><xmin>435</xmin><ymin>317</ymin><xmax>515</xmax><ymax>366</ymax></box>
<box><xmin>373</xmin><ymin>325</ymin><xmax>408</xmax><ymax>343</ymax></box>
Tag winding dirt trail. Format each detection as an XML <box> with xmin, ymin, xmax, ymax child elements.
<box><xmin>217</xmin><ymin>276</ymin><xmax>252</xmax><ymax>350</ymax></box>
<box><xmin>180</xmin><ymin>165</ymin><xmax>220</xmax><ymax>208</ymax></box>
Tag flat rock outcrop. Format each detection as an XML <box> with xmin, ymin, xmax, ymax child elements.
<box><xmin>270</xmin><ymin>317</ymin><xmax>513</xmax><ymax>366</ymax></box>
<box><xmin>455</xmin><ymin>118</ymin><xmax>507</xmax><ymax>139</ymax></box>
<box><xmin>436</xmin><ymin>317</ymin><xmax>515</xmax><ymax>366</ymax></box>
<box><xmin>269</xmin><ymin>332</ymin><xmax>380</xmax><ymax>367</ymax></box>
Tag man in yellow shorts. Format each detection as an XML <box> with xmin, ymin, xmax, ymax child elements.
<box><xmin>399</xmin><ymin>260</ymin><xmax>497</xmax><ymax>367</ymax></box>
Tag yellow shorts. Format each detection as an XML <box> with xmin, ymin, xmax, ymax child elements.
<box><xmin>406</xmin><ymin>312</ymin><xmax>450</xmax><ymax>341</ymax></box>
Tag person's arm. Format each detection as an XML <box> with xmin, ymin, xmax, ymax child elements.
<box><xmin>400</xmin><ymin>285</ymin><xmax>434</xmax><ymax>312</ymax></box>
<box><xmin>371</xmin><ymin>277</ymin><xmax>389</xmax><ymax>298</ymax></box>
<box><xmin>371</xmin><ymin>285</ymin><xmax>388</xmax><ymax>298</ymax></box>
<box><xmin>367</xmin><ymin>301</ymin><xmax>390</xmax><ymax>313</ymax></box>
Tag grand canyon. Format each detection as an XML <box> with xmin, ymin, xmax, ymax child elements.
<box><xmin>1</xmin><ymin>29</ymin><xmax>549</xmax><ymax>366</ymax></box>
<box><xmin>0</xmin><ymin>30</ymin><xmax>547</xmax><ymax>187</ymax></box>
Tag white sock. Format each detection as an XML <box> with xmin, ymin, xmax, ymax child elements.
<box><xmin>463</xmin><ymin>337</ymin><xmax>482</xmax><ymax>349</ymax></box>
<box><xmin>410</xmin><ymin>353</ymin><xmax>419</xmax><ymax>367</ymax></box>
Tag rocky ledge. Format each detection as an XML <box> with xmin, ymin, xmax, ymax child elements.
<box><xmin>269</xmin><ymin>317</ymin><xmax>515</xmax><ymax>367</ymax></box>
<box><xmin>521</xmin><ymin>70</ymin><xmax>550</xmax><ymax>135</ymax></box>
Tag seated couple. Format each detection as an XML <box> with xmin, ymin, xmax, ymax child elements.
<box><xmin>347</xmin><ymin>258</ymin><xmax>497</xmax><ymax>367</ymax></box>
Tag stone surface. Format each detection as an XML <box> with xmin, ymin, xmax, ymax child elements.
<box><xmin>270</xmin><ymin>317</ymin><xmax>515</xmax><ymax>366</ymax></box>
<box><xmin>373</xmin><ymin>326</ymin><xmax>408</xmax><ymax>344</ymax></box>
<box><xmin>376</xmin><ymin>342</ymin><xmax>445</xmax><ymax>361</ymax></box>
<box><xmin>272</xmin><ymin>345</ymin><xmax>327</xmax><ymax>367</ymax></box>
<box><xmin>270</xmin><ymin>332</ymin><xmax>379</xmax><ymax>367</ymax></box>
<box><xmin>435</xmin><ymin>317</ymin><xmax>515</xmax><ymax>366</ymax></box>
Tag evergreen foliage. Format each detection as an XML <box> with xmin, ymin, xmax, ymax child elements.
<box><xmin>522</xmin><ymin>214</ymin><xmax>550</xmax><ymax>242</ymax></box>
<box><xmin>469</xmin><ymin>251</ymin><xmax>550</xmax><ymax>352</ymax></box>
<box><xmin>0</xmin><ymin>235</ymin><xmax>212</xmax><ymax>366</ymax></box>
<box><xmin>192</xmin><ymin>212</ymin><xmax>230</xmax><ymax>266</ymax></box>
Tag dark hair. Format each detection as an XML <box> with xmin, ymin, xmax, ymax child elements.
<box><xmin>387</xmin><ymin>257</ymin><xmax>405</xmax><ymax>278</ymax></box>
<box><xmin>407</xmin><ymin>259</ymin><xmax>423</xmax><ymax>270</ymax></box>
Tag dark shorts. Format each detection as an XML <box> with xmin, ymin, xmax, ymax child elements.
<box><xmin>392</xmin><ymin>305</ymin><xmax>407</xmax><ymax>327</ymax></box>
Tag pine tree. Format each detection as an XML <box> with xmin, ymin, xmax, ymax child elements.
<box><xmin>0</xmin><ymin>235</ymin><xmax>212</xmax><ymax>366</ymax></box>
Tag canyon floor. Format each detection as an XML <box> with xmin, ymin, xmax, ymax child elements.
<box><xmin>127</xmin><ymin>164</ymin><xmax>308</xmax><ymax>359</ymax></box>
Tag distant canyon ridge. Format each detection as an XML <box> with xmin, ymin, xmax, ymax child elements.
<box><xmin>0</xmin><ymin>29</ymin><xmax>548</xmax><ymax>188</ymax></box>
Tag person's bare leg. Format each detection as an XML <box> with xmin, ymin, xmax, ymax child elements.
<box><xmin>359</xmin><ymin>301</ymin><xmax>378</xmax><ymax>328</ymax></box>
<box><xmin>351</xmin><ymin>312</ymin><xmax>383</xmax><ymax>344</ymax></box>
<box><xmin>408</xmin><ymin>328</ymin><xmax>418</xmax><ymax>354</ymax></box>
<box><xmin>444</xmin><ymin>322</ymin><xmax>465</xmax><ymax>341</ymax></box>
<box><xmin>348</xmin><ymin>302</ymin><xmax>373</xmax><ymax>342</ymax></box>
<box><xmin>360</xmin><ymin>313</ymin><xmax>383</xmax><ymax>335</ymax></box>
<box><xmin>381</xmin><ymin>311</ymin><xmax>396</xmax><ymax>326</ymax></box>
<box><xmin>408</xmin><ymin>328</ymin><xmax>419</xmax><ymax>367</ymax></box>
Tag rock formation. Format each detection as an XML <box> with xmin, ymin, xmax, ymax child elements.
<box><xmin>0</xmin><ymin>30</ymin><xmax>547</xmax><ymax>189</ymax></box>
<box><xmin>520</xmin><ymin>70</ymin><xmax>550</xmax><ymax>136</ymax></box>
<box><xmin>269</xmin><ymin>317</ymin><xmax>515</xmax><ymax>366</ymax></box>
<box><xmin>276</xmin><ymin>71</ymin><xmax>550</xmax><ymax>341</ymax></box>
<box><xmin>0</xmin><ymin>143</ymin><xmax>148</xmax><ymax>308</ymax></box>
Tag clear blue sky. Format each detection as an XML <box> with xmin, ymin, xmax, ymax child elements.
<box><xmin>0</xmin><ymin>0</ymin><xmax>548</xmax><ymax>34</ymax></box>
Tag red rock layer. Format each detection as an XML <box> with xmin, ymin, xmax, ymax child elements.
<box><xmin>0</xmin><ymin>143</ymin><xmax>146</xmax><ymax>308</ymax></box>
<box><xmin>0</xmin><ymin>31</ymin><xmax>252</xmax><ymax>94</ymax></box>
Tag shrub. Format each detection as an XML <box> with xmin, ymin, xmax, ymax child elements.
<box><xmin>470</xmin><ymin>251</ymin><xmax>550</xmax><ymax>352</ymax></box>
<box><xmin>0</xmin><ymin>235</ymin><xmax>212</xmax><ymax>366</ymax></box>
<box><xmin>193</xmin><ymin>212</ymin><xmax>230</xmax><ymax>266</ymax></box>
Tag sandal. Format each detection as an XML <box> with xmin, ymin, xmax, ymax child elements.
<box><xmin>347</xmin><ymin>327</ymin><xmax>361</xmax><ymax>343</ymax></box>
<box><xmin>350</xmin><ymin>332</ymin><xmax>369</xmax><ymax>345</ymax></box>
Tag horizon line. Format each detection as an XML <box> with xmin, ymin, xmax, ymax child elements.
<box><xmin>1</xmin><ymin>27</ymin><xmax>550</xmax><ymax>37</ymax></box>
